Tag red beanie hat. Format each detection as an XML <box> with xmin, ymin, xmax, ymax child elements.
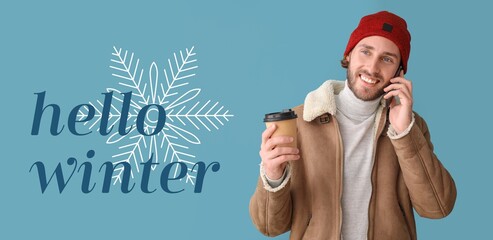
<box><xmin>344</xmin><ymin>11</ymin><xmax>411</xmax><ymax>73</ymax></box>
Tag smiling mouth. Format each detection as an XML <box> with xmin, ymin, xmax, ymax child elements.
<box><xmin>360</xmin><ymin>74</ymin><xmax>379</xmax><ymax>85</ymax></box>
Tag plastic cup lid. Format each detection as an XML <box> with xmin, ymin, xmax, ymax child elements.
<box><xmin>263</xmin><ymin>109</ymin><xmax>298</xmax><ymax>122</ymax></box>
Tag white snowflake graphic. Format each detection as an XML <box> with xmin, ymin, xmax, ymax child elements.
<box><xmin>77</xmin><ymin>46</ymin><xmax>233</xmax><ymax>186</ymax></box>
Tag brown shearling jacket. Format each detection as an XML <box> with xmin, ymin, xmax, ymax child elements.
<box><xmin>249</xmin><ymin>80</ymin><xmax>456</xmax><ymax>240</ymax></box>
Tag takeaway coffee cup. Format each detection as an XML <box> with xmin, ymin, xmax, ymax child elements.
<box><xmin>264</xmin><ymin>109</ymin><xmax>298</xmax><ymax>148</ymax></box>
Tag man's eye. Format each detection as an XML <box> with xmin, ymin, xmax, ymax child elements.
<box><xmin>361</xmin><ymin>50</ymin><xmax>370</xmax><ymax>55</ymax></box>
<box><xmin>382</xmin><ymin>57</ymin><xmax>393</xmax><ymax>63</ymax></box>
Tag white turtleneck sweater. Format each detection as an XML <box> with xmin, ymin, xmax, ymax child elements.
<box><xmin>335</xmin><ymin>81</ymin><xmax>381</xmax><ymax>240</ymax></box>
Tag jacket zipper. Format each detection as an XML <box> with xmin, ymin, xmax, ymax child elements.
<box><xmin>333</xmin><ymin>118</ymin><xmax>344</xmax><ymax>240</ymax></box>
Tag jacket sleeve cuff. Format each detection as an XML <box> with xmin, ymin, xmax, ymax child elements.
<box><xmin>260</xmin><ymin>164</ymin><xmax>291</xmax><ymax>193</ymax></box>
<box><xmin>387</xmin><ymin>113</ymin><xmax>415</xmax><ymax>140</ymax></box>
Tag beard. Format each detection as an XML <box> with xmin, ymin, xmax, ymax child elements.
<box><xmin>346</xmin><ymin>66</ymin><xmax>387</xmax><ymax>101</ymax></box>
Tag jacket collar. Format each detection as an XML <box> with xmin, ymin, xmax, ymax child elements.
<box><xmin>303</xmin><ymin>80</ymin><xmax>387</xmax><ymax>122</ymax></box>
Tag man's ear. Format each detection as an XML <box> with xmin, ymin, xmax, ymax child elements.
<box><xmin>346</xmin><ymin>52</ymin><xmax>351</xmax><ymax>61</ymax></box>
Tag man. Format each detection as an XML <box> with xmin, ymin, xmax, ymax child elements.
<box><xmin>249</xmin><ymin>11</ymin><xmax>456</xmax><ymax>240</ymax></box>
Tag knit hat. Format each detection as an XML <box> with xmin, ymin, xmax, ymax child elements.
<box><xmin>344</xmin><ymin>11</ymin><xmax>411</xmax><ymax>73</ymax></box>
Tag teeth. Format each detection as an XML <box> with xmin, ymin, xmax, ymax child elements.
<box><xmin>361</xmin><ymin>75</ymin><xmax>377</xmax><ymax>84</ymax></box>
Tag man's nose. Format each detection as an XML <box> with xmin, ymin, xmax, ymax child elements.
<box><xmin>367</xmin><ymin>58</ymin><xmax>380</xmax><ymax>75</ymax></box>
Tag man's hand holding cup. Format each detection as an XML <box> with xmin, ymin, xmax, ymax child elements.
<box><xmin>260</xmin><ymin>109</ymin><xmax>300</xmax><ymax>180</ymax></box>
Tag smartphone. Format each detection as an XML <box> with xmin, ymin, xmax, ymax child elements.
<box><xmin>386</xmin><ymin>65</ymin><xmax>402</xmax><ymax>106</ymax></box>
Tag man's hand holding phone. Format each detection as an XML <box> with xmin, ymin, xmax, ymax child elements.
<box><xmin>383</xmin><ymin>68</ymin><xmax>414</xmax><ymax>134</ymax></box>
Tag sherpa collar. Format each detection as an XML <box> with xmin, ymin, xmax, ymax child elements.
<box><xmin>302</xmin><ymin>80</ymin><xmax>386</xmax><ymax>122</ymax></box>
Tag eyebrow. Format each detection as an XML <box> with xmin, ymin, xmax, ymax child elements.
<box><xmin>357</xmin><ymin>44</ymin><xmax>399</xmax><ymax>59</ymax></box>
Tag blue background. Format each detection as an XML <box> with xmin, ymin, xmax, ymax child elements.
<box><xmin>2</xmin><ymin>0</ymin><xmax>491</xmax><ymax>239</ymax></box>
